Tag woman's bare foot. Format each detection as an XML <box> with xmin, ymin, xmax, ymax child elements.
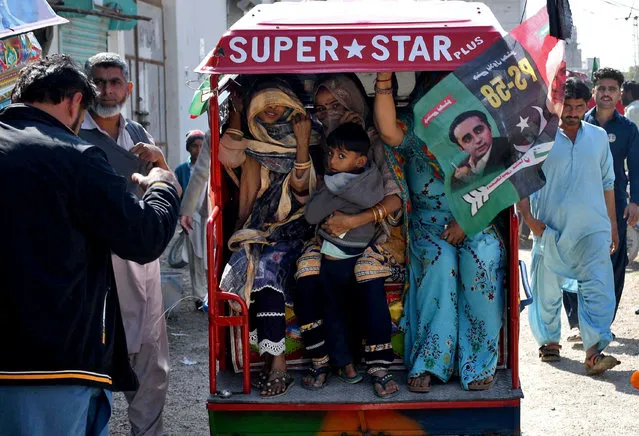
<box><xmin>407</xmin><ymin>373</ymin><xmax>431</xmax><ymax>392</ymax></box>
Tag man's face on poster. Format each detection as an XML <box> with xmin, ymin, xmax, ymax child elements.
<box><xmin>453</xmin><ymin>116</ymin><xmax>493</xmax><ymax>161</ymax></box>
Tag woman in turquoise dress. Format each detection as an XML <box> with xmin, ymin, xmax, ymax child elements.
<box><xmin>373</xmin><ymin>72</ymin><xmax>506</xmax><ymax>392</ymax></box>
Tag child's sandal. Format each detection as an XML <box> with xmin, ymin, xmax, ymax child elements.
<box><xmin>302</xmin><ymin>365</ymin><xmax>330</xmax><ymax>391</ymax></box>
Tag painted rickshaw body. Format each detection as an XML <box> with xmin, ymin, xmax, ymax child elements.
<box><xmin>195</xmin><ymin>2</ymin><xmax>526</xmax><ymax>434</ymax></box>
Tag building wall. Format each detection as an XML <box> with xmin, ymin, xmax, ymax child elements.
<box><xmin>479</xmin><ymin>0</ymin><xmax>525</xmax><ymax>32</ymax></box>
<box><xmin>163</xmin><ymin>0</ymin><xmax>227</xmax><ymax>170</ymax></box>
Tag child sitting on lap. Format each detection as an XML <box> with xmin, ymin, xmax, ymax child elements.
<box><xmin>300</xmin><ymin>122</ymin><xmax>384</xmax><ymax>389</ymax></box>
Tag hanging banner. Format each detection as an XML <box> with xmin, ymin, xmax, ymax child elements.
<box><xmin>410</xmin><ymin>7</ymin><xmax>566</xmax><ymax>235</ymax></box>
<box><xmin>0</xmin><ymin>32</ymin><xmax>42</xmax><ymax>109</ymax></box>
<box><xmin>0</xmin><ymin>0</ymin><xmax>67</xmax><ymax>39</ymax></box>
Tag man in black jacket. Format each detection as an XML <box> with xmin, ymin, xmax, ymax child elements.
<box><xmin>81</xmin><ymin>52</ymin><xmax>174</xmax><ymax>436</ymax></box>
<box><xmin>0</xmin><ymin>55</ymin><xmax>180</xmax><ymax>436</ymax></box>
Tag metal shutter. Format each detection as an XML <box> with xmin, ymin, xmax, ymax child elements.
<box><xmin>59</xmin><ymin>14</ymin><xmax>109</xmax><ymax>66</ymax></box>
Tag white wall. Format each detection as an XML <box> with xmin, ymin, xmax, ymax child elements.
<box><xmin>479</xmin><ymin>0</ymin><xmax>525</xmax><ymax>32</ymax></box>
<box><xmin>163</xmin><ymin>0</ymin><xmax>228</xmax><ymax>170</ymax></box>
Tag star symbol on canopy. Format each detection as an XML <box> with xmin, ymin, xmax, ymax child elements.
<box><xmin>344</xmin><ymin>39</ymin><xmax>366</xmax><ymax>59</ymax></box>
<box><xmin>516</xmin><ymin>116</ymin><xmax>530</xmax><ymax>132</ymax></box>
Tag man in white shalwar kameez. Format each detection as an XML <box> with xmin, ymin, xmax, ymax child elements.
<box><xmin>519</xmin><ymin>78</ymin><xmax>621</xmax><ymax>376</ymax></box>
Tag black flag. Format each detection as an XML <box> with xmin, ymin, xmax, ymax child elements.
<box><xmin>547</xmin><ymin>0</ymin><xmax>573</xmax><ymax>40</ymax></box>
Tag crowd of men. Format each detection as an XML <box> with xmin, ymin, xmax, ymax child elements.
<box><xmin>0</xmin><ymin>50</ymin><xmax>637</xmax><ymax>435</ymax></box>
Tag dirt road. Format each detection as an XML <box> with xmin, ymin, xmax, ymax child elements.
<box><xmin>109</xmin><ymin>245</ymin><xmax>639</xmax><ymax>435</ymax></box>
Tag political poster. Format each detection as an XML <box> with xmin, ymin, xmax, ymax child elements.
<box><xmin>412</xmin><ymin>7</ymin><xmax>567</xmax><ymax>236</ymax></box>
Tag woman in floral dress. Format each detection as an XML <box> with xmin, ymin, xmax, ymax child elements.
<box><xmin>373</xmin><ymin>72</ymin><xmax>506</xmax><ymax>392</ymax></box>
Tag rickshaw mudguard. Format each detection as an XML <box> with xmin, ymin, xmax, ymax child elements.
<box><xmin>201</xmin><ymin>2</ymin><xmax>524</xmax><ymax>435</ymax></box>
<box><xmin>208</xmin><ymin>405</ymin><xmax>521</xmax><ymax>435</ymax></box>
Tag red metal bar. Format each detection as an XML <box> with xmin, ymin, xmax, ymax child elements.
<box><xmin>207</xmin><ymin>399</ymin><xmax>521</xmax><ymax>412</ymax></box>
<box><xmin>207</xmin><ymin>74</ymin><xmax>252</xmax><ymax>396</ymax></box>
<box><xmin>207</xmin><ymin>74</ymin><xmax>222</xmax><ymax>396</ymax></box>
<box><xmin>508</xmin><ymin>208</ymin><xmax>521</xmax><ymax>390</ymax></box>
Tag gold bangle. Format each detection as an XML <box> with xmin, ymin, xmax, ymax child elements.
<box><xmin>226</xmin><ymin>128</ymin><xmax>244</xmax><ymax>138</ymax></box>
<box><xmin>294</xmin><ymin>160</ymin><xmax>312</xmax><ymax>170</ymax></box>
<box><xmin>371</xmin><ymin>206</ymin><xmax>381</xmax><ymax>223</ymax></box>
<box><xmin>376</xmin><ymin>205</ymin><xmax>385</xmax><ymax>222</ymax></box>
<box><xmin>374</xmin><ymin>86</ymin><xmax>393</xmax><ymax>95</ymax></box>
<box><xmin>377</xmin><ymin>203</ymin><xmax>388</xmax><ymax>219</ymax></box>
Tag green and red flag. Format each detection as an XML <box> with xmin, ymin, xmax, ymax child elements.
<box><xmin>590</xmin><ymin>57</ymin><xmax>600</xmax><ymax>82</ymax></box>
<box><xmin>410</xmin><ymin>6</ymin><xmax>567</xmax><ymax>235</ymax></box>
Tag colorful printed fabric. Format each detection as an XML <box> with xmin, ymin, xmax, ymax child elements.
<box><xmin>388</xmin><ymin>108</ymin><xmax>506</xmax><ymax>390</ymax></box>
<box><xmin>220</xmin><ymin>84</ymin><xmax>318</xmax><ymax>306</ymax></box>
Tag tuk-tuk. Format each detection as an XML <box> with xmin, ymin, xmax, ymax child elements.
<box><xmin>196</xmin><ymin>1</ymin><xmax>529</xmax><ymax>434</ymax></box>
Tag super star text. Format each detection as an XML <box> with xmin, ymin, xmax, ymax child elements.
<box><xmin>227</xmin><ymin>35</ymin><xmax>485</xmax><ymax>63</ymax></box>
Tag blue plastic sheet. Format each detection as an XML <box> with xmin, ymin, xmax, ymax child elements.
<box><xmin>0</xmin><ymin>0</ymin><xmax>67</xmax><ymax>39</ymax></box>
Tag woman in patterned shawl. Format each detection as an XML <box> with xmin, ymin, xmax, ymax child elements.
<box><xmin>374</xmin><ymin>71</ymin><xmax>505</xmax><ymax>392</ymax></box>
<box><xmin>218</xmin><ymin>78</ymin><xmax>320</xmax><ymax>397</ymax></box>
<box><xmin>294</xmin><ymin>74</ymin><xmax>403</xmax><ymax>398</ymax></box>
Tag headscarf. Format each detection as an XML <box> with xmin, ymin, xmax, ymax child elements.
<box><xmin>313</xmin><ymin>74</ymin><xmax>369</xmax><ymax>135</ymax></box>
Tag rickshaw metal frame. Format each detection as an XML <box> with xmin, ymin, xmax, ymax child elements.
<box><xmin>199</xmin><ymin>2</ymin><xmax>527</xmax><ymax>433</ymax></box>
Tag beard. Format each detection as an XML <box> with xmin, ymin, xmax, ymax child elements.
<box><xmin>561</xmin><ymin>116</ymin><xmax>581</xmax><ymax>126</ymax></box>
<box><xmin>91</xmin><ymin>97</ymin><xmax>127</xmax><ymax>118</ymax></box>
<box><xmin>69</xmin><ymin>112</ymin><xmax>83</xmax><ymax>134</ymax></box>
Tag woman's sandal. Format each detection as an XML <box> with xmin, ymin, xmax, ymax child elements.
<box><xmin>407</xmin><ymin>372</ymin><xmax>431</xmax><ymax>393</ymax></box>
<box><xmin>468</xmin><ymin>375</ymin><xmax>495</xmax><ymax>391</ymax></box>
<box><xmin>371</xmin><ymin>373</ymin><xmax>399</xmax><ymax>399</ymax></box>
<box><xmin>260</xmin><ymin>369</ymin><xmax>295</xmax><ymax>398</ymax></box>
<box><xmin>336</xmin><ymin>367</ymin><xmax>363</xmax><ymax>384</ymax></box>
<box><xmin>302</xmin><ymin>365</ymin><xmax>330</xmax><ymax>391</ymax></box>
<box><xmin>539</xmin><ymin>344</ymin><xmax>562</xmax><ymax>362</ymax></box>
<box><xmin>584</xmin><ymin>353</ymin><xmax>621</xmax><ymax>376</ymax></box>
<box><xmin>251</xmin><ymin>372</ymin><xmax>268</xmax><ymax>390</ymax></box>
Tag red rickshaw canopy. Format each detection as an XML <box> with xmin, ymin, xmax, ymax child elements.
<box><xmin>195</xmin><ymin>0</ymin><xmax>505</xmax><ymax>75</ymax></box>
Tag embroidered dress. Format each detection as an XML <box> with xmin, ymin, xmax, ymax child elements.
<box><xmin>388</xmin><ymin>109</ymin><xmax>506</xmax><ymax>390</ymax></box>
<box><xmin>219</xmin><ymin>84</ymin><xmax>318</xmax><ymax>356</ymax></box>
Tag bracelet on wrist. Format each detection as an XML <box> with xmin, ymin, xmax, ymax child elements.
<box><xmin>374</xmin><ymin>77</ymin><xmax>392</xmax><ymax>85</ymax></box>
<box><xmin>226</xmin><ymin>128</ymin><xmax>244</xmax><ymax>138</ymax></box>
<box><xmin>374</xmin><ymin>86</ymin><xmax>393</xmax><ymax>95</ymax></box>
<box><xmin>294</xmin><ymin>159</ymin><xmax>312</xmax><ymax>170</ymax></box>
